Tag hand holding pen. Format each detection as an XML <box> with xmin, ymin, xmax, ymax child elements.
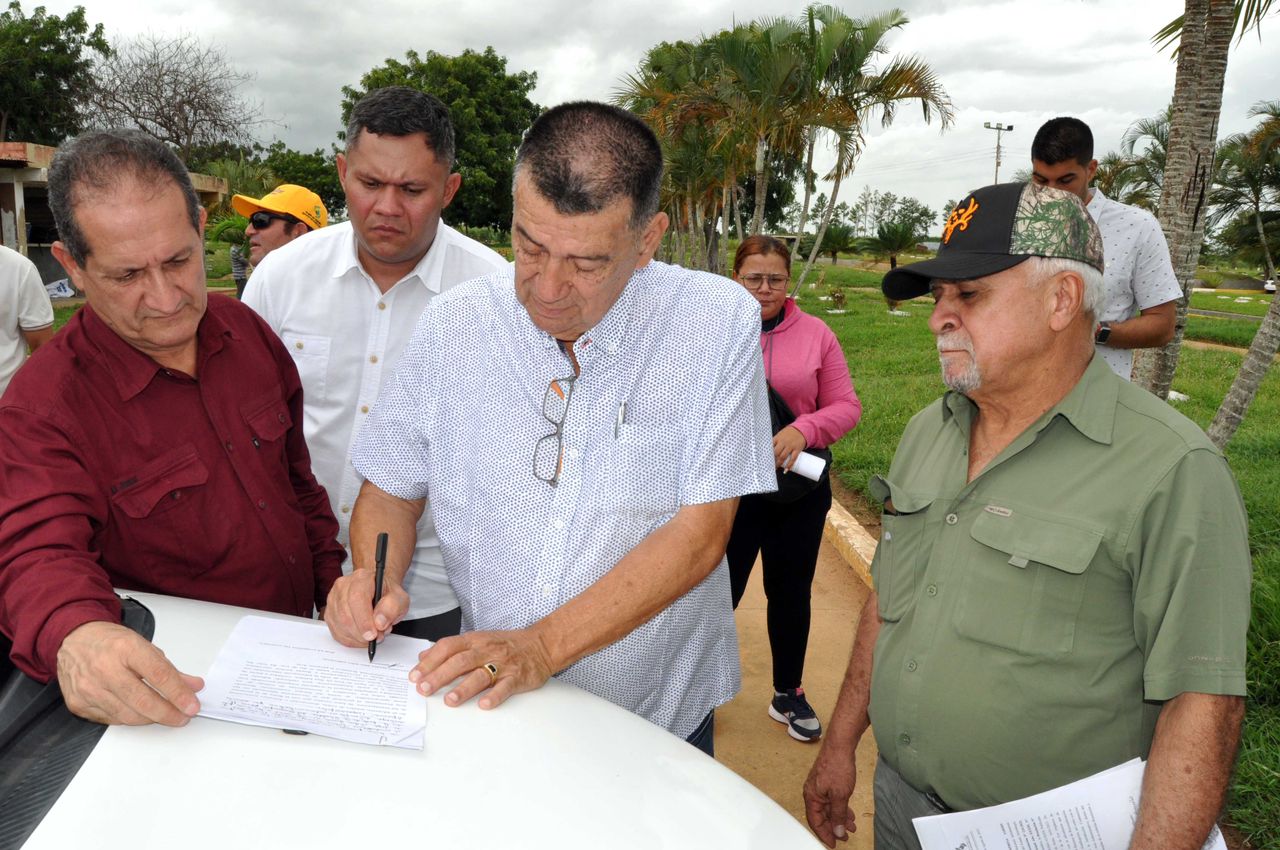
<box><xmin>368</xmin><ymin>532</ymin><xmax>388</xmax><ymax>662</ymax></box>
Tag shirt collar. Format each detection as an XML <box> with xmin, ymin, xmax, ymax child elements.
<box><xmin>941</xmin><ymin>354</ymin><xmax>1116</xmax><ymax>446</ymax></box>
<box><xmin>331</xmin><ymin>220</ymin><xmax>451</xmax><ymax>293</ymax></box>
<box><xmin>83</xmin><ymin>299</ymin><xmax>234</xmax><ymax>401</ymax></box>
<box><xmin>518</xmin><ymin>261</ymin><xmax>645</xmax><ymax>368</ymax></box>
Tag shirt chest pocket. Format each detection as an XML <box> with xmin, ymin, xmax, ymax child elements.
<box><xmin>282</xmin><ymin>332</ymin><xmax>330</xmax><ymax>403</ymax></box>
<box><xmin>869</xmin><ymin>475</ymin><xmax>934</xmax><ymax>622</ymax></box>
<box><xmin>110</xmin><ymin>445</ymin><xmax>214</xmax><ymax>577</ymax></box>
<box><xmin>954</xmin><ymin>508</ymin><xmax>1103</xmax><ymax>657</ymax></box>
<box><xmin>595</xmin><ymin>427</ymin><xmax>682</xmax><ymax>521</ymax></box>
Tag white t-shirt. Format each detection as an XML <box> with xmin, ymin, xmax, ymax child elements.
<box><xmin>1086</xmin><ymin>189</ymin><xmax>1182</xmax><ymax>379</ymax></box>
<box><xmin>243</xmin><ymin>221</ymin><xmax>508</xmax><ymax>618</ymax></box>
<box><xmin>0</xmin><ymin>246</ymin><xmax>54</xmax><ymax>397</ymax></box>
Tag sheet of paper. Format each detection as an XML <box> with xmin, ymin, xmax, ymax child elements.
<box><xmin>197</xmin><ymin>615</ymin><xmax>430</xmax><ymax>749</ymax></box>
<box><xmin>912</xmin><ymin>758</ymin><xmax>1227</xmax><ymax>850</ymax></box>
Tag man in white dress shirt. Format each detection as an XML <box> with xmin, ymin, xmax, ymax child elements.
<box><xmin>243</xmin><ymin>86</ymin><xmax>507</xmax><ymax>639</ymax></box>
<box><xmin>323</xmin><ymin>101</ymin><xmax>775</xmax><ymax>755</ymax></box>
<box><xmin>0</xmin><ymin>245</ymin><xmax>54</xmax><ymax>397</ymax></box>
<box><xmin>1030</xmin><ymin>117</ymin><xmax>1181</xmax><ymax>379</ymax></box>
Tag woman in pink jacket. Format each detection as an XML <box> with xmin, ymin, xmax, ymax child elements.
<box><xmin>728</xmin><ymin>235</ymin><xmax>861</xmax><ymax>743</ymax></box>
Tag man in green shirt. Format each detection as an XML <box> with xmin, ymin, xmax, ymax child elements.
<box><xmin>803</xmin><ymin>182</ymin><xmax>1251</xmax><ymax>850</ymax></box>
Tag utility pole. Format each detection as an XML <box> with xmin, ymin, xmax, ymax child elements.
<box><xmin>984</xmin><ymin>122</ymin><xmax>1014</xmax><ymax>183</ymax></box>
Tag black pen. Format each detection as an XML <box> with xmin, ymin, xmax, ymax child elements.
<box><xmin>369</xmin><ymin>531</ymin><xmax>388</xmax><ymax>662</ymax></box>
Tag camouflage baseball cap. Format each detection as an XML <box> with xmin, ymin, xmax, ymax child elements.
<box><xmin>882</xmin><ymin>182</ymin><xmax>1104</xmax><ymax>300</ymax></box>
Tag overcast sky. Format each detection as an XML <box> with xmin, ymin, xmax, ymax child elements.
<box><xmin>51</xmin><ymin>0</ymin><xmax>1275</xmax><ymax>225</ymax></box>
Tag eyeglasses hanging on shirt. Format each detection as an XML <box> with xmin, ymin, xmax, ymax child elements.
<box><xmin>534</xmin><ymin>375</ymin><xmax>576</xmax><ymax>487</ymax></box>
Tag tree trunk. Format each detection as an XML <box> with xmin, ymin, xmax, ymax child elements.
<box><xmin>1254</xmin><ymin>208</ymin><xmax>1277</xmax><ymax>282</ymax></box>
<box><xmin>797</xmin><ymin>155</ymin><xmax>845</xmax><ymax>288</ymax></box>
<box><xmin>751</xmin><ymin>134</ymin><xmax>769</xmax><ymax>235</ymax></box>
<box><xmin>733</xmin><ymin>185</ymin><xmax>746</xmax><ymax>241</ymax></box>
<box><xmin>720</xmin><ymin>180</ymin><xmax>732</xmax><ymax>274</ymax></box>
<box><xmin>1206</xmin><ymin>290</ymin><xmax>1280</xmax><ymax>447</ymax></box>
<box><xmin>796</xmin><ymin>135</ymin><xmax>816</xmax><ymax>243</ymax></box>
<box><xmin>1135</xmin><ymin>0</ymin><xmax>1234</xmax><ymax>397</ymax></box>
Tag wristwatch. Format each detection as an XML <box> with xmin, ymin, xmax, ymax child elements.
<box><xmin>1095</xmin><ymin>321</ymin><xmax>1112</xmax><ymax>344</ymax></box>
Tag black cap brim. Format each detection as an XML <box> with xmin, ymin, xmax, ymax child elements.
<box><xmin>882</xmin><ymin>252</ymin><xmax>1032</xmax><ymax>300</ymax></box>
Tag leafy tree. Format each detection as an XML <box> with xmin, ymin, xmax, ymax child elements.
<box><xmin>0</xmin><ymin>2</ymin><xmax>108</xmax><ymax>144</ymax></box>
<box><xmin>1135</xmin><ymin>0</ymin><xmax>1273</xmax><ymax>398</ymax></box>
<box><xmin>819</xmin><ymin>221</ymin><xmax>858</xmax><ymax>263</ymax></box>
<box><xmin>85</xmin><ymin>32</ymin><xmax>264</xmax><ymax>161</ymax></box>
<box><xmin>889</xmin><ymin>196</ymin><xmax>935</xmax><ymax>236</ymax></box>
<box><xmin>262</xmin><ymin>142</ymin><xmax>346</xmax><ymax>219</ymax></box>
<box><xmin>859</xmin><ymin>219</ymin><xmax>920</xmax><ymax>269</ymax></box>
<box><xmin>341</xmin><ymin>48</ymin><xmax>541</xmax><ymax>229</ymax></box>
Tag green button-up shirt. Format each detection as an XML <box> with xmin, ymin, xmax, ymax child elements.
<box><xmin>868</xmin><ymin>354</ymin><xmax>1250</xmax><ymax>811</ymax></box>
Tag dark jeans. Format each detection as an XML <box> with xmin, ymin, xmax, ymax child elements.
<box><xmin>685</xmin><ymin>711</ymin><xmax>715</xmax><ymax>757</ymax></box>
<box><xmin>391</xmin><ymin>607</ymin><xmax>463</xmax><ymax>641</ymax></box>
<box><xmin>726</xmin><ymin>477</ymin><xmax>832</xmax><ymax>691</ymax></box>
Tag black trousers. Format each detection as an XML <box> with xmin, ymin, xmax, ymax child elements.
<box><xmin>726</xmin><ymin>476</ymin><xmax>832</xmax><ymax>691</ymax></box>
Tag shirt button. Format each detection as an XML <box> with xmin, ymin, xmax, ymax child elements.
<box><xmin>899</xmin><ymin>734</ymin><xmax>911</xmax><ymax>746</ymax></box>
<box><xmin>172</xmin><ymin>491</ymin><xmax>182</xmax><ymax>501</ymax></box>
<box><xmin>341</xmin><ymin>505</ymin><xmax>351</xmax><ymax>514</ymax></box>
<box><xmin>542</xmin><ymin>584</ymin><xmax>555</xmax><ymax>599</ymax></box>
<box><xmin>369</xmin><ymin>355</ymin><xmax>379</xmax><ymax>364</ymax></box>
<box><xmin>257</xmin><ymin>500</ymin><xmax>267</xmax><ymax>510</ymax></box>
<box><xmin>553</xmin><ymin>518</ymin><xmax>565</xmax><ymax>530</ymax></box>
<box><xmin>565</xmin><ymin>447</ymin><xmax>579</xmax><ymax>460</ymax></box>
<box><xmin>288</xmin><ymin>555</ymin><xmax>297</xmax><ymax>565</ymax></box>
<box><xmin>883</xmin><ymin>530</ymin><xmax>892</xmax><ymax>542</ymax></box>
<box><xmin>906</xmin><ymin>660</ymin><xmax>918</xmax><ymax>672</ymax></box>
<box><xmin>295</xmin><ymin>341</ymin><xmax>304</xmax><ymax>350</ymax></box>
<box><xmin>277</xmin><ymin>413</ymin><xmax>286</xmax><ymax>423</ymax></box>
<box><xmin>361</xmin><ymin>405</ymin><xmax>370</xmax><ymax>414</ymax></box>
<box><xmin>945</xmin><ymin>513</ymin><xmax>958</xmax><ymax>525</ymax></box>
<box><xmin>224</xmin><ymin>441</ymin><xmax>233</xmax><ymax>452</ymax></box>
<box><xmin>926</xmin><ymin>584</ymin><xmax>938</xmax><ymax>596</ymax></box>
<box><xmin>377</xmin><ymin>302</ymin><xmax>386</xmax><ymax>311</ymax></box>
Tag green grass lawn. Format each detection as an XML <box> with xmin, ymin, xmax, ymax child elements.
<box><xmin>1186</xmin><ymin>316</ymin><xmax>1262</xmax><ymax>349</ymax></box>
<box><xmin>813</xmin><ymin>288</ymin><xmax>1280</xmax><ymax>849</ymax></box>
<box><xmin>1192</xmin><ymin>290</ymin><xmax>1275</xmax><ymax>318</ymax></box>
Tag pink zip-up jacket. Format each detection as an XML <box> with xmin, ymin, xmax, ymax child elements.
<box><xmin>761</xmin><ymin>298</ymin><xmax>861</xmax><ymax>449</ymax></box>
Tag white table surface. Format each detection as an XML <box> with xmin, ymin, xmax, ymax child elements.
<box><xmin>24</xmin><ymin>592</ymin><xmax>821</xmax><ymax>849</ymax></box>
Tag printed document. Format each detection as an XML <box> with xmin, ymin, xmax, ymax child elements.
<box><xmin>912</xmin><ymin>758</ymin><xmax>1227</xmax><ymax>850</ymax></box>
<box><xmin>197</xmin><ymin>615</ymin><xmax>430</xmax><ymax>749</ymax></box>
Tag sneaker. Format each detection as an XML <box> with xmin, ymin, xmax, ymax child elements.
<box><xmin>768</xmin><ymin>687</ymin><xmax>822</xmax><ymax>741</ymax></box>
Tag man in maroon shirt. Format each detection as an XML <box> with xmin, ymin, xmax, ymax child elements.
<box><xmin>0</xmin><ymin>130</ymin><xmax>345</xmax><ymax>726</ymax></box>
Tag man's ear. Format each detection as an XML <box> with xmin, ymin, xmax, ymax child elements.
<box><xmin>51</xmin><ymin>241</ymin><xmax>86</xmax><ymax>290</ymax></box>
<box><xmin>635</xmin><ymin>211</ymin><xmax>670</xmax><ymax>269</ymax></box>
<box><xmin>1047</xmin><ymin>269</ymin><xmax>1087</xmax><ymax>332</ymax></box>
<box><xmin>441</xmin><ymin>173</ymin><xmax>462</xmax><ymax>210</ymax></box>
<box><xmin>336</xmin><ymin>152</ymin><xmax>348</xmax><ymax>190</ymax></box>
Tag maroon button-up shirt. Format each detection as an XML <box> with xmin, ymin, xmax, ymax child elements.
<box><xmin>0</xmin><ymin>295</ymin><xmax>345</xmax><ymax>680</ymax></box>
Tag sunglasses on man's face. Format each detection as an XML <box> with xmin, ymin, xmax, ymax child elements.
<box><xmin>248</xmin><ymin>211</ymin><xmax>297</xmax><ymax>230</ymax></box>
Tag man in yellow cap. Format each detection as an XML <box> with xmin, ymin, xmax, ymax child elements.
<box><xmin>232</xmin><ymin>184</ymin><xmax>329</xmax><ymax>269</ymax></box>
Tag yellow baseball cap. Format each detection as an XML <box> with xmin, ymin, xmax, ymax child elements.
<box><xmin>231</xmin><ymin>184</ymin><xmax>328</xmax><ymax>230</ymax></box>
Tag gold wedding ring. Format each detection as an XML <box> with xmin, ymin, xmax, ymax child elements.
<box><xmin>482</xmin><ymin>662</ymin><xmax>499</xmax><ymax>686</ymax></box>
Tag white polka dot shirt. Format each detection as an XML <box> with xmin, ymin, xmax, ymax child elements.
<box><xmin>1087</xmin><ymin>189</ymin><xmax>1182</xmax><ymax>379</ymax></box>
<box><xmin>351</xmin><ymin>261</ymin><xmax>777</xmax><ymax>738</ymax></box>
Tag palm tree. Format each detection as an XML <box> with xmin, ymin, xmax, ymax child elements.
<box><xmin>1119</xmin><ymin>106</ymin><xmax>1172</xmax><ymax>204</ymax></box>
<box><xmin>860</xmin><ymin>219</ymin><xmax>921</xmax><ymax>312</ymax></box>
<box><xmin>1205</xmin><ymin>115</ymin><xmax>1280</xmax><ymax>447</ymax></box>
<box><xmin>1134</xmin><ymin>0</ymin><xmax>1274</xmax><ymax>398</ymax></box>
<box><xmin>1093</xmin><ymin>152</ymin><xmax>1156</xmax><ymax>211</ymax></box>
<box><xmin>794</xmin><ymin>7</ymin><xmax>952</xmax><ymax>287</ymax></box>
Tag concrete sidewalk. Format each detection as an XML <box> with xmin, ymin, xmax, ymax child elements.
<box><xmin>716</xmin><ymin>503</ymin><xmax>878</xmax><ymax>848</ymax></box>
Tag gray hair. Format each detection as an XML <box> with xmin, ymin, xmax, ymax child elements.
<box><xmin>1025</xmin><ymin>255</ymin><xmax>1104</xmax><ymax>318</ymax></box>
<box><xmin>345</xmin><ymin>86</ymin><xmax>456</xmax><ymax>169</ymax></box>
<box><xmin>49</xmin><ymin>129</ymin><xmax>202</xmax><ymax>267</ymax></box>
<box><xmin>513</xmin><ymin>101</ymin><xmax>662</xmax><ymax>230</ymax></box>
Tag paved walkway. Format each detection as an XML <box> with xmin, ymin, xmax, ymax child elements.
<box><xmin>716</xmin><ymin>512</ymin><xmax>877</xmax><ymax>848</ymax></box>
